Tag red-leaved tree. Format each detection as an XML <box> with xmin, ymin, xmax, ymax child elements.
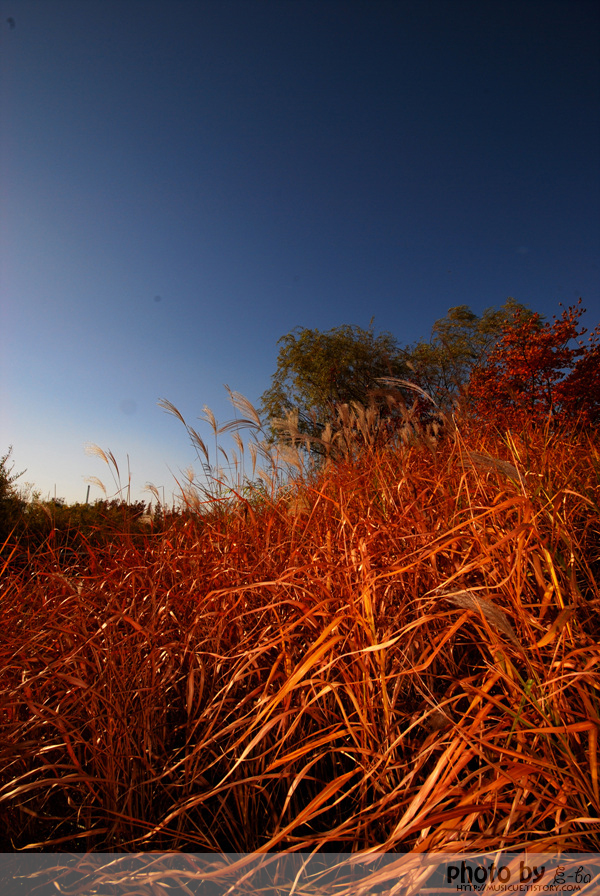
<box><xmin>468</xmin><ymin>300</ymin><xmax>600</xmax><ymax>429</ymax></box>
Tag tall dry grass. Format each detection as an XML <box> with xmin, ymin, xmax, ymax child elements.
<box><xmin>1</xmin><ymin>392</ymin><xmax>598</xmax><ymax>881</ymax></box>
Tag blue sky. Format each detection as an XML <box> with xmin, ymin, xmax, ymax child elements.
<box><xmin>1</xmin><ymin>0</ymin><xmax>598</xmax><ymax>505</ymax></box>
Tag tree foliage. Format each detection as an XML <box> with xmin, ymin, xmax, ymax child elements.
<box><xmin>259</xmin><ymin>323</ymin><xmax>409</xmax><ymax>441</ymax></box>
<box><xmin>468</xmin><ymin>299</ymin><xmax>600</xmax><ymax>428</ymax></box>
<box><xmin>259</xmin><ymin>300</ymin><xmax>596</xmax><ymax>448</ymax></box>
<box><xmin>405</xmin><ymin>299</ymin><xmax>532</xmax><ymax>407</ymax></box>
<box><xmin>0</xmin><ymin>446</ymin><xmax>26</xmax><ymax>544</ymax></box>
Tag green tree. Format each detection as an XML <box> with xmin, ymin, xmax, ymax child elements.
<box><xmin>406</xmin><ymin>300</ymin><xmax>532</xmax><ymax>407</ymax></box>
<box><xmin>0</xmin><ymin>446</ymin><xmax>26</xmax><ymax>544</ymax></box>
<box><xmin>260</xmin><ymin>323</ymin><xmax>409</xmax><ymax>442</ymax></box>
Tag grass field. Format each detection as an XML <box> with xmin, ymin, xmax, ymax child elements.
<box><xmin>1</xmin><ymin>405</ymin><xmax>599</xmax><ymax>869</ymax></box>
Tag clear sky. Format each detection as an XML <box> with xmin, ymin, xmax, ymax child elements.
<box><xmin>1</xmin><ymin>0</ymin><xmax>598</xmax><ymax>506</ymax></box>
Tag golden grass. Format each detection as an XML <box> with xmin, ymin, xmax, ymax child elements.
<box><xmin>1</xmin><ymin>397</ymin><xmax>599</xmax><ymax>882</ymax></box>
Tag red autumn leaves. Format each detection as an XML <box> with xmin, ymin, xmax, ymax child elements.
<box><xmin>468</xmin><ymin>300</ymin><xmax>600</xmax><ymax>429</ymax></box>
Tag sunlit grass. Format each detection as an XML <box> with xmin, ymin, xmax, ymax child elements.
<box><xmin>1</xmin><ymin>392</ymin><xmax>598</xmax><ymax>884</ymax></box>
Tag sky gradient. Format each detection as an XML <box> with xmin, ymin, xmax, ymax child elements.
<box><xmin>1</xmin><ymin>0</ymin><xmax>599</xmax><ymax>505</ymax></box>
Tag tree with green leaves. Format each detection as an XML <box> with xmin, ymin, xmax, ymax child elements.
<box><xmin>260</xmin><ymin>301</ymin><xmax>535</xmax><ymax>452</ymax></box>
<box><xmin>405</xmin><ymin>299</ymin><xmax>532</xmax><ymax>408</ymax></box>
<box><xmin>259</xmin><ymin>323</ymin><xmax>409</xmax><ymax>442</ymax></box>
<box><xmin>0</xmin><ymin>446</ymin><xmax>26</xmax><ymax>544</ymax></box>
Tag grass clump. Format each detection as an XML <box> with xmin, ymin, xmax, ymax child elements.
<box><xmin>0</xmin><ymin>393</ymin><xmax>598</xmax><ymax>882</ymax></box>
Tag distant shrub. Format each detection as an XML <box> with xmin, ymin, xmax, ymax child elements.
<box><xmin>0</xmin><ymin>446</ymin><xmax>26</xmax><ymax>546</ymax></box>
<box><xmin>6</xmin><ymin>496</ymin><xmax>158</xmax><ymax>568</ymax></box>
